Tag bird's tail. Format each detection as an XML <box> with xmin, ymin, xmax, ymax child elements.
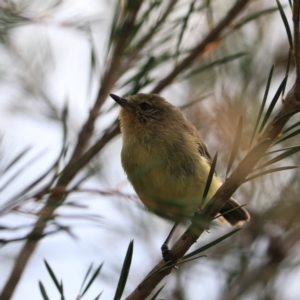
<box><xmin>218</xmin><ymin>198</ymin><xmax>250</xmax><ymax>226</ymax></box>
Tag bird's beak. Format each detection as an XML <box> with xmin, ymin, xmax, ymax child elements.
<box><xmin>110</xmin><ymin>94</ymin><xmax>130</xmax><ymax>108</ymax></box>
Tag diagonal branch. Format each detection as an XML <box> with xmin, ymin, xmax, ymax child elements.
<box><xmin>151</xmin><ymin>0</ymin><xmax>250</xmax><ymax>94</ymax></box>
<box><xmin>126</xmin><ymin>78</ymin><xmax>300</xmax><ymax>300</ymax></box>
<box><xmin>66</xmin><ymin>1</ymin><xmax>144</xmax><ymax>170</ymax></box>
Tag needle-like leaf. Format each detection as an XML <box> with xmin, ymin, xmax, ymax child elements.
<box><xmin>183</xmin><ymin>52</ymin><xmax>248</xmax><ymax>80</ymax></box>
<box><xmin>274</xmin><ymin>128</ymin><xmax>300</xmax><ymax>145</ymax></box>
<box><xmin>276</xmin><ymin>0</ymin><xmax>293</xmax><ymax>49</ymax></box>
<box><xmin>113</xmin><ymin>240</ymin><xmax>134</xmax><ymax>300</ymax></box>
<box><xmin>38</xmin><ymin>281</ymin><xmax>50</xmax><ymax>300</ymax></box>
<box><xmin>183</xmin><ymin>228</ymin><xmax>242</xmax><ymax>260</ymax></box>
<box><xmin>258</xmin><ymin>75</ymin><xmax>287</xmax><ymax>134</ymax></box>
<box><xmin>150</xmin><ymin>284</ymin><xmax>166</xmax><ymax>300</ymax></box>
<box><xmin>175</xmin><ymin>0</ymin><xmax>196</xmax><ymax>62</ymax></box>
<box><xmin>245</xmin><ymin>166</ymin><xmax>298</xmax><ymax>182</ymax></box>
<box><xmin>201</xmin><ymin>152</ymin><xmax>218</xmax><ymax>206</ymax></box>
<box><xmin>282</xmin><ymin>121</ymin><xmax>300</xmax><ymax>134</ymax></box>
<box><xmin>44</xmin><ymin>260</ymin><xmax>64</xmax><ymax>298</ymax></box>
<box><xmin>80</xmin><ymin>263</ymin><xmax>103</xmax><ymax>297</ymax></box>
<box><xmin>226</xmin><ymin>116</ymin><xmax>243</xmax><ymax>178</ymax></box>
<box><xmin>255</xmin><ymin>146</ymin><xmax>300</xmax><ymax>170</ymax></box>
<box><xmin>249</xmin><ymin>65</ymin><xmax>274</xmax><ymax>148</ymax></box>
<box><xmin>79</xmin><ymin>263</ymin><xmax>94</xmax><ymax>295</ymax></box>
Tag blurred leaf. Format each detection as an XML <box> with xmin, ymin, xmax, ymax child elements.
<box><xmin>226</xmin><ymin>116</ymin><xmax>243</xmax><ymax>178</ymax></box>
<box><xmin>282</xmin><ymin>121</ymin><xmax>300</xmax><ymax>134</ymax></box>
<box><xmin>94</xmin><ymin>292</ymin><xmax>103</xmax><ymax>300</ymax></box>
<box><xmin>274</xmin><ymin>128</ymin><xmax>300</xmax><ymax>145</ymax></box>
<box><xmin>282</xmin><ymin>49</ymin><xmax>292</xmax><ymax>97</ymax></box>
<box><xmin>179</xmin><ymin>255</ymin><xmax>207</xmax><ymax>267</ymax></box>
<box><xmin>233</xmin><ymin>6</ymin><xmax>279</xmax><ymax>29</ymax></box>
<box><xmin>113</xmin><ymin>240</ymin><xmax>134</xmax><ymax>300</ymax></box>
<box><xmin>0</xmin><ymin>149</ymin><xmax>47</xmax><ymax>192</ymax></box>
<box><xmin>122</xmin><ymin>56</ymin><xmax>156</xmax><ymax>94</ymax></box>
<box><xmin>38</xmin><ymin>281</ymin><xmax>50</xmax><ymax>300</ymax></box>
<box><xmin>249</xmin><ymin>64</ymin><xmax>274</xmax><ymax>147</ymax></box>
<box><xmin>0</xmin><ymin>9</ymin><xmax>30</xmax><ymax>41</ymax></box>
<box><xmin>133</xmin><ymin>0</ymin><xmax>177</xmax><ymax>51</ymax></box>
<box><xmin>214</xmin><ymin>204</ymin><xmax>247</xmax><ymax>221</ymax></box>
<box><xmin>87</xmin><ymin>28</ymin><xmax>98</xmax><ymax>99</ymax></box>
<box><xmin>259</xmin><ymin>75</ymin><xmax>287</xmax><ymax>134</ymax></box>
<box><xmin>179</xmin><ymin>93</ymin><xmax>213</xmax><ymax>110</ymax></box>
<box><xmin>274</xmin><ymin>109</ymin><xmax>300</xmax><ymax>123</ymax></box>
<box><xmin>245</xmin><ymin>166</ymin><xmax>298</xmax><ymax>182</ymax></box>
<box><xmin>79</xmin><ymin>262</ymin><xmax>93</xmax><ymax>295</ymax></box>
<box><xmin>60</xmin><ymin>280</ymin><xmax>64</xmax><ymax>300</ymax></box>
<box><xmin>61</xmin><ymin>102</ymin><xmax>69</xmax><ymax>157</ymax></box>
<box><xmin>206</xmin><ymin>0</ymin><xmax>213</xmax><ymax>28</ymax></box>
<box><xmin>175</xmin><ymin>0</ymin><xmax>196</xmax><ymax>62</ymax></box>
<box><xmin>107</xmin><ymin>0</ymin><xmax>123</xmax><ymax>50</ymax></box>
<box><xmin>183</xmin><ymin>228</ymin><xmax>242</xmax><ymax>260</ymax></box>
<box><xmin>120</xmin><ymin>46</ymin><xmax>193</xmax><ymax>94</ymax></box>
<box><xmin>276</xmin><ymin>0</ymin><xmax>293</xmax><ymax>49</ymax></box>
<box><xmin>133</xmin><ymin>0</ymin><xmax>161</xmax><ymax>34</ymax></box>
<box><xmin>255</xmin><ymin>146</ymin><xmax>300</xmax><ymax>170</ymax></box>
<box><xmin>183</xmin><ymin>52</ymin><xmax>248</xmax><ymax>80</ymax></box>
<box><xmin>44</xmin><ymin>260</ymin><xmax>65</xmax><ymax>299</ymax></box>
<box><xmin>80</xmin><ymin>263</ymin><xmax>103</xmax><ymax>297</ymax></box>
<box><xmin>0</xmin><ymin>156</ymin><xmax>59</xmax><ymax>215</ymax></box>
<box><xmin>265</xmin><ymin>145</ymin><xmax>300</xmax><ymax>155</ymax></box>
<box><xmin>201</xmin><ymin>152</ymin><xmax>218</xmax><ymax>206</ymax></box>
<box><xmin>0</xmin><ymin>146</ymin><xmax>31</xmax><ymax>174</ymax></box>
<box><xmin>150</xmin><ymin>284</ymin><xmax>166</xmax><ymax>300</ymax></box>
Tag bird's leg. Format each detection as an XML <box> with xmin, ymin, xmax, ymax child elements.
<box><xmin>161</xmin><ymin>222</ymin><xmax>178</xmax><ymax>263</ymax></box>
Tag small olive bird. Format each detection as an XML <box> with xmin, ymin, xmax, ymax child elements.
<box><xmin>110</xmin><ymin>93</ymin><xmax>250</xmax><ymax>261</ymax></box>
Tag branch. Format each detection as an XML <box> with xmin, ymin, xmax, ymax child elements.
<box><xmin>0</xmin><ymin>3</ymin><xmax>147</xmax><ymax>298</ymax></box>
<box><xmin>126</xmin><ymin>80</ymin><xmax>300</xmax><ymax>300</ymax></box>
<box><xmin>67</xmin><ymin>1</ymin><xmax>143</xmax><ymax>167</ymax></box>
<box><xmin>151</xmin><ymin>0</ymin><xmax>250</xmax><ymax>94</ymax></box>
<box><xmin>220</xmin><ymin>224</ymin><xmax>300</xmax><ymax>299</ymax></box>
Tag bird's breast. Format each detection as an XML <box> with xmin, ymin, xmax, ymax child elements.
<box><xmin>121</xmin><ymin>134</ymin><xmax>221</xmax><ymax>219</ymax></box>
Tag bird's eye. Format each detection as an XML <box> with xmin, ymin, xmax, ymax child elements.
<box><xmin>140</xmin><ymin>102</ymin><xmax>152</xmax><ymax>111</ymax></box>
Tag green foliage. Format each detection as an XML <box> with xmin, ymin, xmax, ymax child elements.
<box><xmin>43</xmin><ymin>260</ymin><xmax>65</xmax><ymax>300</ymax></box>
<box><xmin>79</xmin><ymin>263</ymin><xmax>104</xmax><ymax>298</ymax></box>
<box><xmin>226</xmin><ymin>116</ymin><xmax>243</xmax><ymax>177</ymax></box>
<box><xmin>113</xmin><ymin>240</ymin><xmax>134</xmax><ymax>300</ymax></box>
<box><xmin>249</xmin><ymin>64</ymin><xmax>274</xmax><ymax>148</ymax></box>
<box><xmin>38</xmin><ymin>281</ymin><xmax>50</xmax><ymax>300</ymax></box>
<box><xmin>259</xmin><ymin>75</ymin><xmax>288</xmax><ymax>134</ymax></box>
<box><xmin>276</xmin><ymin>0</ymin><xmax>293</xmax><ymax>49</ymax></box>
<box><xmin>201</xmin><ymin>152</ymin><xmax>218</xmax><ymax>207</ymax></box>
<box><xmin>39</xmin><ymin>260</ymin><xmax>103</xmax><ymax>300</ymax></box>
<box><xmin>182</xmin><ymin>228</ymin><xmax>242</xmax><ymax>261</ymax></box>
<box><xmin>150</xmin><ymin>284</ymin><xmax>166</xmax><ymax>300</ymax></box>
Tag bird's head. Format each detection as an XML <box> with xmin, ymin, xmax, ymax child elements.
<box><xmin>110</xmin><ymin>93</ymin><xmax>182</xmax><ymax>134</ymax></box>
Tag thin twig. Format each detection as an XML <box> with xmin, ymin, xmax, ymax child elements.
<box><xmin>151</xmin><ymin>0</ymin><xmax>250</xmax><ymax>94</ymax></box>
<box><xmin>0</xmin><ymin>125</ymin><xmax>120</xmax><ymax>300</ymax></box>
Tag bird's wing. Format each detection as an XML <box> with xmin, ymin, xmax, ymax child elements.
<box><xmin>182</xmin><ymin>121</ymin><xmax>212</xmax><ymax>164</ymax></box>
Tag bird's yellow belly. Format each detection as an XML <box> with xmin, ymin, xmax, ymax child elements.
<box><xmin>122</xmin><ymin>142</ymin><xmax>221</xmax><ymax>221</ymax></box>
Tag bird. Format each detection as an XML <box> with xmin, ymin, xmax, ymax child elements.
<box><xmin>110</xmin><ymin>93</ymin><xmax>250</xmax><ymax>261</ymax></box>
